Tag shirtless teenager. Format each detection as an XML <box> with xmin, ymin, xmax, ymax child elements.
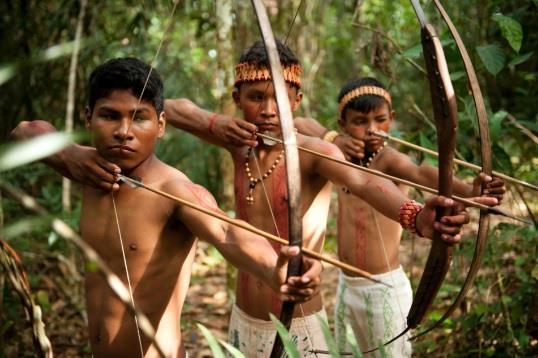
<box><xmin>293</xmin><ymin>77</ymin><xmax>505</xmax><ymax>355</ymax></box>
<box><xmin>161</xmin><ymin>41</ymin><xmax>484</xmax><ymax>356</ymax></box>
<box><xmin>11</xmin><ymin>58</ymin><xmax>323</xmax><ymax>357</ymax></box>
<box><xmin>20</xmin><ymin>47</ymin><xmax>482</xmax><ymax>356</ymax></box>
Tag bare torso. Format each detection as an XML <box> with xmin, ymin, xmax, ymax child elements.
<box><xmin>231</xmin><ymin>135</ymin><xmax>331</xmax><ymax>320</ymax></box>
<box><xmin>336</xmin><ymin>148</ymin><xmax>408</xmax><ymax>275</ymax></box>
<box><xmin>80</xmin><ymin>157</ymin><xmax>196</xmax><ymax>357</ymax></box>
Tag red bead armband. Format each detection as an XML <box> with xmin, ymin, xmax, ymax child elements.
<box><xmin>208</xmin><ymin>113</ymin><xmax>218</xmax><ymax>134</ymax></box>
<box><xmin>399</xmin><ymin>200</ymin><xmax>423</xmax><ymax>235</ymax></box>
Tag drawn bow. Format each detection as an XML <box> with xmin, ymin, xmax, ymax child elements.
<box><xmin>251</xmin><ymin>1</ymin><xmax>304</xmax><ymax>356</ymax></box>
<box><xmin>410</xmin><ymin>0</ymin><xmax>493</xmax><ymax>338</ymax></box>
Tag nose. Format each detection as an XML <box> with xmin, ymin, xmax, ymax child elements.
<box><xmin>113</xmin><ymin>117</ymin><xmax>134</xmax><ymax>142</ymax></box>
<box><xmin>260</xmin><ymin>98</ymin><xmax>277</xmax><ymax>119</ymax></box>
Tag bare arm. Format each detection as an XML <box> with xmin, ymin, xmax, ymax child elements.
<box><xmin>384</xmin><ymin>149</ymin><xmax>505</xmax><ymax>202</ymax></box>
<box><xmin>172</xmin><ymin>180</ymin><xmax>320</xmax><ymax>300</ymax></box>
<box><xmin>305</xmin><ymin>137</ymin><xmax>472</xmax><ymax>241</ymax></box>
<box><xmin>294</xmin><ymin>116</ymin><xmax>364</xmax><ymax>160</ymax></box>
<box><xmin>11</xmin><ymin>120</ymin><xmax>120</xmax><ymax>191</ymax></box>
<box><xmin>164</xmin><ymin>98</ymin><xmax>258</xmax><ymax>150</ymax></box>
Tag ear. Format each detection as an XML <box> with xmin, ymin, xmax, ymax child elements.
<box><xmin>85</xmin><ymin>107</ymin><xmax>92</xmax><ymax>130</ymax></box>
<box><xmin>390</xmin><ymin>109</ymin><xmax>396</xmax><ymax>122</ymax></box>
<box><xmin>290</xmin><ymin>90</ymin><xmax>303</xmax><ymax>111</ymax></box>
<box><xmin>157</xmin><ymin>111</ymin><xmax>166</xmax><ymax>138</ymax></box>
<box><xmin>232</xmin><ymin>89</ymin><xmax>241</xmax><ymax>108</ymax></box>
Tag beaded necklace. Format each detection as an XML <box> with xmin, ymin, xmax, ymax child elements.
<box><xmin>244</xmin><ymin>147</ymin><xmax>285</xmax><ymax>204</ymax></box>
<box><xmin>343</xmin><ymin>141</ymin><xmax>386</xmax><ymax>194</ymax></box>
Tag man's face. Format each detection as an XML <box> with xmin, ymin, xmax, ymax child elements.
<box><xmin>339</xmin><ymin>103</ymin><xmax>394</xmax><ymax>153</ymax></box>
<box><xmin>86</xmin><ymin>90</ymin><xmax>165</xmax><ymax>171</ymax></box>
<box><xmin>233</xmin><ymin>80</ymin><xmax>302</xmax><ymax>136</ymax></box>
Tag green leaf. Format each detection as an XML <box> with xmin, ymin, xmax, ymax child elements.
<box><xmin>492</xmin><ymin>14</ymin><xmax>523</xmax><ymax>53</ymax></box>
<box><xmin>489</xmin><ymin>110</ymin><xmax>508</xmax><ymax>141</ymax></box>
<box><xmin>508</xmin><ymin>52</ymin><xmax>533</xmax><ymax>67</ymax></box>
<box><xmin>476</xmin><ymin>44</ymin><xmax>506</xmax><ymax>76</ymax></box>
<box><xmin>345</xmin><ymin>323</ymin><xmax>363</xmax><ymax>357</ymax></box>
<box><xmin>35</xmin><ymin>290</ymin><xmax>50</xmax><ymax>312</ymax></box>
<box><xmin>0</xmin><ymin>63</ymin><xmax>18</xmax><ymax>86</ymax></box>
<box><xmin>316</xmin><ymin>314</ymin><xmax>339</xmax><ymax>357</ymax></box>
<box><xmin>403</xmin><ymin>43</ymin><xmax>422</xmax><ymax>59</ymax></box>
<box><xmin>0</xmin><ymin>132</ymin><xmax>78</xmax><ymax>172</ymax></box>
<box><xmin>269</xmin><ymin>314</ymin><xmax>300</xmax><ymax>358</ymax></box>
<box><xmin>196</xmin><ymin>323</ymin><xmax>226</xmax><ymax>358</ymax></box>
<box><xmin>218</xmin><ymin>340</ymin><xmax>245</xmax><ymax>358</ymax></box>
<box><xmin>449</xmin><ymin>71</ymin><xmax>466</xmax><ymax>81</ymax></box>
<box><xmin>0</xmin><ymin>217</ymin><xmax>51</xmax><ymax>240</ymax></box>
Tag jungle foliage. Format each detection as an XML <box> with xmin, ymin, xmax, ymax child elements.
<box><xmin>0</xmin><ymin>0</ymin><xmax>536</xmax><ymax>356</ymax></box>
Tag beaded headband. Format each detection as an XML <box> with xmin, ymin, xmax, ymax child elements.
<box><xmin>234</xmin><ymin>62</ymin><xmax>302</xmax><ymax>89</ymax></box>
<box><xmin>338</xmin><ymin>86</ymin><xmax>392</xmax><ymax>119</ymax></box>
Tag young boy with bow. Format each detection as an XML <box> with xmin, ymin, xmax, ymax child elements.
<box><xmin>11</xmin><ymin>57</ymin><xmax>323</xmax><ymax>357</ymax></box>
<box><xmin>293</xmin><ymin>77</ymin><xmax>505</xmax><ymax>355</ymax></box>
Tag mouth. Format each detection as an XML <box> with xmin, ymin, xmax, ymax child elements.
<box><xmin>108</xmin><ymin>145</ymin><xmax>135</xmax><ymax>154</ymax></box>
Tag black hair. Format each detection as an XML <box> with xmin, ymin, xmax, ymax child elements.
<box><xmin>338</xmin><ymin>77</ymin><xmax>391</xmax><ymax>119</ymax></box>
<box><xmin>88</xmin><ymin>57</ymin><xmax>164</xmax><ymax>114</ymax></box>
<box><xmin>236</xmin><ymin>39</ymin><xmax>301</xmax><ymax>89</ymax></box>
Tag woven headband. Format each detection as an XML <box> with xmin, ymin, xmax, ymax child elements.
<box><xmin>234</xmin><ymin>62</ymin><xmax>302</xmax><ymax>89</ymax></box>
<box><xmin>338</xmin><ymin>86</ymin><xmax>392</xmax><ymax>118</ymax></box>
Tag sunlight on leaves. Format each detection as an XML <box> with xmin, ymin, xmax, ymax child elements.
<box><xmin>0</xmin><ymin>132</ymin><xmax>78</xmax><ymax>172</ymax></box>
<box><xmin>0</xmin><ymin>63</ymin><xmax>17</xmax><ymax>86</ymax></box>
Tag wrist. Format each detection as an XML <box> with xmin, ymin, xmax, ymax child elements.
<box><xmin>322</xmin><ymin>130</ymin><xmax>339</xmax><ymax>143</ymax></box>
<box><xmin>208</xmin><ymin>113</ymin><xmax>218</xmax><ymax>134</ymax></box>
<box><xmin>399</xmin><ymin>200</ymin><xmax>424</xmax><ymax>236</ymax></box>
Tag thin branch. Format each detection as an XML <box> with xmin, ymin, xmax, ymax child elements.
<box><xmin>352</xmin><ymin>22</ymin><xmax>427</xmax><ymax>74</ymax></box>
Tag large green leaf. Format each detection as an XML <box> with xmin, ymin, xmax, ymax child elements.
<box><xmin>196</xmin><ymin>323</ymin><xmax>226</xmax><ymax>358</ymax></box>
<box><xmin>492</xmin><ymin>14</ymin><xmax>523</xmax><ymax>53</ymax></box>
<box><xmin>489</xmin><ymin>110</ymin><xmax>508</xmax><ymax>142</ymax></box>
<box><xmin>269</xmin><ymin>313</ymin><xmax>300</xmax><ymax>358</ymax></box>
<box><xmin>0</xmin><ymin>132</ymin><xmax>78</xmax><ymax>172</ymax></box>
<box><xmin>316</xmin><ymin>314</ymin><xmax>339</xmax><ymax>357</ymax></box>
<box><xmin>476</xmin><ymin>44</ymin><xmax>506</xmax><ymax>76</ymax></box>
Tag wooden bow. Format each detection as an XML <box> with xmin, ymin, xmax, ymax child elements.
<box><xmin>410</xmin><ymin>0</ymin><xmax>493</xmax><ymax>339</ymax></box>
<box><xmin>250</xmin><ymin>1</ymin><xmax>304</xmax><ymax>356</ymax></box>
<box><xmin>365</xmin><ymin>1</ymin><xmax>459</xmax><ymax>350</ymax></box>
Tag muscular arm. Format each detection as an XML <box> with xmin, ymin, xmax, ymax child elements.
<box><xmin>384</xmin><ymin>150</ymin><xmax>505</xmax><ymax>202</ymax></box>
<box><xmin>164</xmin><ymin>98</ymin><xmax>258</xmax><ymax>149</ymax></box>
<box><xmin>304</xmin><ymin>137</ymin><xmax>473</xmax><ymax>241</ymax></box>
<box><xmin>171</xmin><ymin>180</ymin><xmax>319</xmax><ymax>297</ymax></box>
<box><xmin>294</xmin><ymin>117</ymin><xmax>364</xmax><ymax>160</ymax></box>
<box><xmin>11</xmin><ymin>120</ymin><xmax>119</xmax><ymax>190</ymax></box>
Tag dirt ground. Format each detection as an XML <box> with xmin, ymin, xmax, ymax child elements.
<box><xmin>181</xmin><ymin>235</ymin><xmax>423</xmax><ymax>357</ymax></box>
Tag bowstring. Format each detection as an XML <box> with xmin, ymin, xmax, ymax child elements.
<box><xmin>111</xmin><ymin>193</ymin><xmax>144</xmax><ymax>358</ymax></box>
<box><xmin>110</xmin><ymin>3</ymin><xmax>180</xmax><ymax>355</ymax></box>
<box><xmin>370</xmin><ymin>207</ymin><xmax>407</xmax><ymax>330</ymax></box>
<box><xmin>249</xmin><ymin>0</ymin><xmax>319</xmax><ymax>354</ymax></box>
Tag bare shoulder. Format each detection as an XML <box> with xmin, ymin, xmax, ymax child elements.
<box><xmin>373</xmin><ymin>146</ymin><xmax>414</xmax><ymax>174</ymax></box>
<box><xmin>157</xmin><ymin>164</ymin><xmax>221</xmax><ymax>213</ymax></box>
<box><xmin>298</xmin><ymin>133</ymin><xmax>345</xmax><ymax>159</ymax></box>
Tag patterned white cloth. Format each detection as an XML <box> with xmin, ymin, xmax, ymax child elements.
<box><xmin>228</xmin><ymin>304</ymin><xmax>328</xmax><ymax>357</ymax></box>
<box><xmin>334</xmin><ymin>267</ymin><xmax>413</xmax><ymax>357</ymax></box>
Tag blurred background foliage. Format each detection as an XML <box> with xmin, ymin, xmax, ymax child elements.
<box><xmin>0</xmin><ymin>0</ymin><xmax>536</xmax><ymax>356</ymax></box>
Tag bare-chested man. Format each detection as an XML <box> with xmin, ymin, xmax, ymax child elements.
<box><xmin>11</xmin><ymin>57</ymin><xmax>322</xmax><ymax>357</ymax></box>
<box><xmin>162</xmin><ymin>41</ymin><xmax>486</xmax><ymax>356</ymax></box>
<box><xmin>19</xmin><ymin>45</ymin><xmax>486</xmax><ymax>356</ymax></box>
